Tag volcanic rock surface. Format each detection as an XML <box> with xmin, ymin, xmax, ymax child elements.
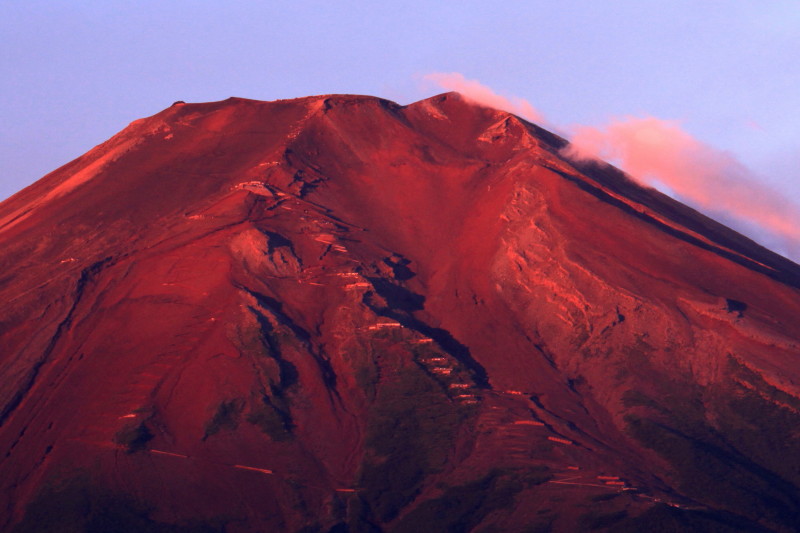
<box><xmin>2</xmin><ymin>92</ymin><xmax>800</xmax><ymax>532</ymax></box>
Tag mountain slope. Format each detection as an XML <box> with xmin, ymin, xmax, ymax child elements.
<box><xmin>1</xmin><ymin>92</ymin><xmax>800</xmax><ymax>532</ymax></box>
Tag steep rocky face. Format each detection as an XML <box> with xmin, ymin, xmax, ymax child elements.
<box><xmin>1</xmin><ymin>92</ymin><xmax>800</xmax><ymax>532</ymax></box>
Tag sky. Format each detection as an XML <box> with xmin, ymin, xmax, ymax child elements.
<box><xmin>1</xmin><ymin>1</ymin><xmax>799</xmax><ymax>257</ymax></box>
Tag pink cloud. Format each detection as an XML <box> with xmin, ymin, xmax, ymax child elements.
<box><xmin>422</xmin><ymin>72</ymin><xmax>544</xmax><ymax>123</ymax></box>
<box><xmin>745</xmin><ymin>119</ymin><xmax>764</xmax><ymax>131</ymax></box>
<box><xmin>564</xmin><ymin>116</ymin><xmax>800</xmax><ymax>258</ymax></box>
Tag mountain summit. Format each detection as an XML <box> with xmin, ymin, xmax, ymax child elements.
<box><xmin>2</xmin><ymin>93</ymin><xmax>800</xmax><ymax>532</ymax></box>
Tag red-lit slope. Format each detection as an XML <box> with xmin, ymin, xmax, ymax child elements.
<box><xmin>2</xmin><ymin>93</ymin><xmax>800</xmax><ymax>532</ymax></box>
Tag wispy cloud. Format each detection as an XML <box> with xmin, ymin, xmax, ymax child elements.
<box><xmin>422</xmin><ymin>72</ymin><xmax>544</xmax><ymax>123</ymax></box>
<box><xmin>564</xmin><ymin>116</ymin><xmax>800</xmax><ymax>257</ymax></box>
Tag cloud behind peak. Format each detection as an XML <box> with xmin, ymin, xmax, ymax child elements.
<box><xmin>422</xmin><ymin>72</ymin><xmax>544</xmax><ymax>123</ymax></box>
<box><xmin>564</xmin><ymin>116</ymin><xmax>800</xmax><ymax>259</ymax></box>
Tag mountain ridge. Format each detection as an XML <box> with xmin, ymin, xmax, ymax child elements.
<box><xmin>1</xmin><ymin>92</ymin><xmax>800</xmax><ymax>532</ymax></box>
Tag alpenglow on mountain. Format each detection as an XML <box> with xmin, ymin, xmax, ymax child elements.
<box><xmin>2</xmin><ymin>93</ymin><xmax>800</xmax><ymax>532</ymax></box>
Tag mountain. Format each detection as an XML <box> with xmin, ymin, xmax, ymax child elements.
<box><xmin>2</xmin><ymin>92</ymin><xmax>800</xmax><ymax>532</ymax></box>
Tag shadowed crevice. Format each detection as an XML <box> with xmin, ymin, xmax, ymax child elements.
<box><xmin>237</xmin><ymin>285</ymin><xmax>337</xmax><ymax>390</ymax></box>
<box><xmin>363</xmin><ymin>279</ymin><xmax>490</xmax><ymax>389</ymax></box>
<box><xmin>0</xmin><ymin>256</ymin><xmax>113</xmax><ymax>429</ymax></box>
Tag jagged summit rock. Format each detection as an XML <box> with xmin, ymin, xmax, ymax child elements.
<box><xmin>1</xmin><ymin>93</ymin><xmax>800</xmax><ymax>532</ymax></box>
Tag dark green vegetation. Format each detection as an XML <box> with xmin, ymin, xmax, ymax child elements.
<box><xmin>357</xmin><ymin>366</ymin><xmax>470</xmax><ymax>524</ymax></box>
<box><xmin>12</xmin><ymin>476</ymin><xmax>222</xmax><ymax>533</ymax></box>
<box><xmin>578</xmin><ymin>509</ymin><xmax>628</xmax><ymax>530</ymax></box>
<box><xmin>391</xmin><ymin>468</ymin><xmax>552</xmax><ymax>533</ymax></box>
<box><xmin>203</xmin><ymin>395</ymin><xmax>293</xmax><ymax>442</ymax></box>
<box><xmin>608</xmin><ymin>504</ymin><xmax>770</xmax><ymax>533</ymax></box>
<box><xmin>227</xmin><ymin>300</ymin><xmax>301</xmax><ymax>442</ymax></box>
<box><xmin>246</xmin><ymin>396</ymin><xmax>293</xmax><ymax>441</ymax></box>
<box><xmin>202</xmin><ymin>399</ymin><xmax>243</xmax><ymax>440</ymax></box>
<box><xmin>623</xmin><ymin>362</ymin><xmax>800</xmax><ymax>529</ymax></box>
<box><xmin>718</xmin><ymin>356</ymin><xmax>800</xmax><ymax>486</ymax></box>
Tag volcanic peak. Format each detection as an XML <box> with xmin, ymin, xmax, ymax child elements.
<box><xmin>1</xmin><ymin>92</ymin><xmax>800</xmax><ymax>532</ymax></box>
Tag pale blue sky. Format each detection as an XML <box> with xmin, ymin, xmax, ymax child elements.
<box><xmin>2</xmin><ymin>1</ymin><xmax>798</xmax><ymax>228</ymax></box>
